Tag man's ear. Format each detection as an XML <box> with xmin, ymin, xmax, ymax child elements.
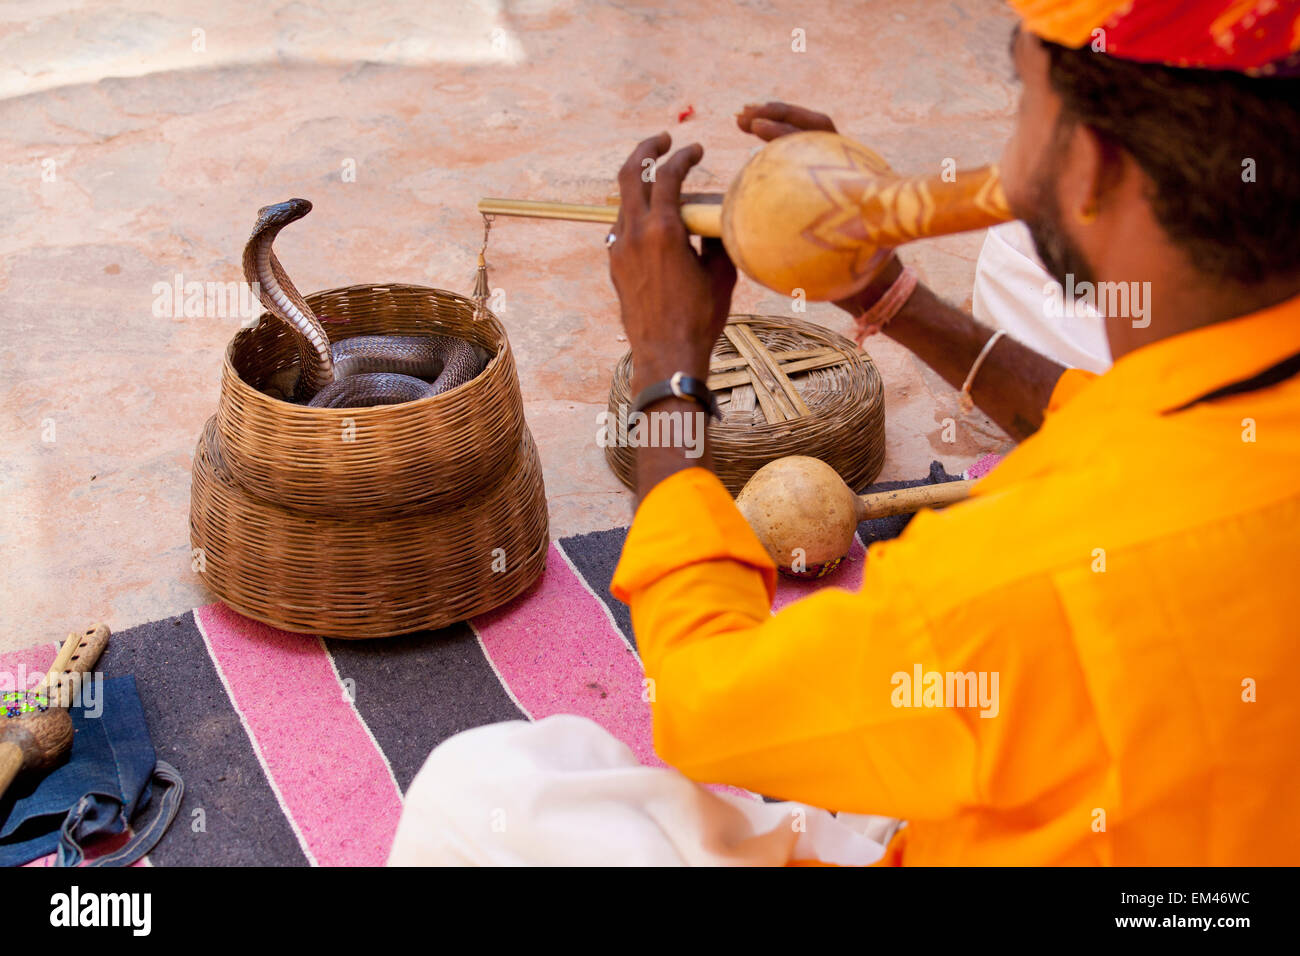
<box><xmin>1064</xmin><ymin>121</ymin><xmax>1124</xmax><ymax>220</ymax></box>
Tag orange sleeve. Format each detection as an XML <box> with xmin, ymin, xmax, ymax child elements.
<box><xmin>1046</xmin><ymin>367</ymin><xmax>1099</xmax><ymax>413</ymax></box>
<box><xmin>609</xmin><ymin>467</ymin><xmax>777</xmax><ymax>606</ymax></box>
<box><xmin>611</xmin><ymin>468</ymin><xmax>980</xmax><ymax>818</ymax></box>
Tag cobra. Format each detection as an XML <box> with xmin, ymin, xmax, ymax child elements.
<box><xmin>241</xmin><ymin>198</ymin><xmax>483</xmax><ymax>408</ymax></box>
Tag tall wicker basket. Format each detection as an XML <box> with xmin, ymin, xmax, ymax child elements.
<box><xmin>189</xmin><ymin>284</ymin><xmax>548</xmax><ymax>639</ymax></box>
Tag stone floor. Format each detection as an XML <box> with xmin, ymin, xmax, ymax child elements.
<box><xmin>0</xmin><ymin>0</ymin><xmax>1018</xmax><ymax>652</ymax></box>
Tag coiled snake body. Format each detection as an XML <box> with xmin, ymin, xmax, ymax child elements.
<box><xmin>242</xmin><ymin>199</ymin><xmax>483</xmax><ymax>408</ymax></box>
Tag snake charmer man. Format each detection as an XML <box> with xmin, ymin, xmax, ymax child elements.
<box><xmin>390</xmin><ymin>0</ymin><xmax>1300</xmax><ymax>865</ymax></box>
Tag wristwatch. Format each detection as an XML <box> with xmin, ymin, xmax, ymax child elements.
<box><xmin>632</xmin><ymin>371</ymin><xmax>721</xmax><ymax>420</ymax></box>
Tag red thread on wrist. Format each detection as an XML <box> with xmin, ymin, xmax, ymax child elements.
<box><xmin>852</xmin><ymin>265</ymin><xmax>919</xmax><ymax>345</ymax></box>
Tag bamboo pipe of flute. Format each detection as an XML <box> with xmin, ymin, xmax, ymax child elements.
<box><xmin>478</xmin><ymin>131</ymin><xmax>1012</xmax><ymax>301</ymax></box>
<box><xmin>476</xmin><ymin>197</ymin><xmax>726</xmax><ymax>237</ymax></box>
<box><xmin>854</xmin><ymin>479</ymin><xmax>973</xmax><ymax>521</ymax></box>
<box><xmin>477</xmin><ymin>168</ymin><xmax>1000</xmax><ymax>246</ymax></box>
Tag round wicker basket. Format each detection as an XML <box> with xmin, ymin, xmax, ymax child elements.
<box><xmin>605</xmin><ymin>314</ymin><xmax>886</xmax><ymax>495</ymax></box>
<box><xmin>190</xmin><ymin>284</ymin><xmax>549</xmax><ymax>639</ymax></box>
<box><xmin>217</xmin><ymin>284</ymin><xmax>525</xmax><ymax>517</ymax></box>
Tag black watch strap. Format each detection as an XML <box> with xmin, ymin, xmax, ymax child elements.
<box><xmin>632</xmin><ymin>371</ymin><xmax>721</xmax><ymax>420</ymax></box>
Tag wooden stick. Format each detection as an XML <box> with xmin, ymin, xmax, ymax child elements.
<box><xmin>856</xmin><ymin>480</ymin><xmax>974</xmax><ymax>520</ymax></box>
<box><xmin>731</xmin><ymin>323</ymin><xmax>812</xmax><ymax>417</ymax></box>
<box><xmin>708</xmin><ymin>352</ymin><xmax>860</xmax><ymax>390</ymax></box>
<box><xmin>709</xmin><ymin>347</ymin><xmax>829</xmax><ymax>373</ymax></box>
<box><xmin>0</xmin><ymin>711</ymin><xmax>73</xmax><ymax>798</ymax></box>
<box><xmin>478</xmin><ymin>198</ymin><xmax>618</xmax><ymax>224</ymax></box>
<box><xmin>38</xmin><ymin>632</ymin><xmax>83</xmax><ymax>693</ymax></box>
<box><xmin>37</xmin><ymin>623</ymin><xmax>111</xmax><ymax>705</ymax></box>
<box><xmin>0</xmin><ymin>744</ymin><xmax>23</xmax><ymax>795</ymax></box>
<box><xmin>723</xmin><ymin>325</ymin><xmax>798</xmax><ymax>421</ymax></box>
<box><xmin>477</xmin><ymin>198</ymin><xmax>724</xmax><ymax>237</ymax></box>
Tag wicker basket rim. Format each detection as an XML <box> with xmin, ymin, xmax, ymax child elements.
<box><xmin>614</xmin><ymin>314</ymin><xmax>881</xmax><ymax>436</ymax></box>
<box><xmin>223</xmin><ymin>282</ymin><xmax>507</xmax><ymax>415</ymax></box>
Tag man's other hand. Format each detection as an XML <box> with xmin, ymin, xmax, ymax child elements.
<box><xmin>736</xmin><ymin>101</ymin><xmax>837</xmax><ymax>141</ymax></box>
<box><xmin>736</xmin><ymin>101</ymin><xmax>903</xmax><ymax>315</ymax></box>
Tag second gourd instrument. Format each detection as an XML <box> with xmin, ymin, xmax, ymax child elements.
<box><xmin>479</xmin><ymin>131</ymin><xmax>1013</xmax><ymax>301</ymax></box>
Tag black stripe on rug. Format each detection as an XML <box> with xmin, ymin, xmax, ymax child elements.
<box><xmin>99</xmin><ymin>611</ymin><xmax>310</xmax><ymax>866</ymax></box>
<box><xmin>324</xmin><ymin>623</ymin><xmax>526</xmax><ymax>793</ymax></box>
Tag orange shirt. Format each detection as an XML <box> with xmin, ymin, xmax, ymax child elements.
<box><xmin>611</xmin><ymin>295</ymin><xmax>1300</xmax><ymax>865</ymax></box>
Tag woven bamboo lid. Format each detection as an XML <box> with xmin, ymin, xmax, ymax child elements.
<box><xmin>605</xmin><ymin>314</ymin><xmax>886</xmax><ymax>494</ymax></box>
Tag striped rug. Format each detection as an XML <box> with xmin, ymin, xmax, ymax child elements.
<box><xmin>4</xmin><ymin>458</ymin><xmax>993</xmax><ymax>866</ymax></box>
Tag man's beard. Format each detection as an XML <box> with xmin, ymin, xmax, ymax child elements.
<box><xmin>1021</xmin><ymin>151</ymin><xmax>1097</xmax><ymax>291</ymax></box>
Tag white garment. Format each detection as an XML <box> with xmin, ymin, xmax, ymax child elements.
<box><xmin>971</xmin><ymin>221</ymin><xmax>1112</xmax><ymax>373</ymax></box>
<box><xmin>388</xmin><ymin>715</ymin><xmax>894</xmax><ymax>866</ymax></box>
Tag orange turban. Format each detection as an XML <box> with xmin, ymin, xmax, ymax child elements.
<box><xmin>1009</xmin><ymin>0</ymin><xmax>1300</xmax><ymax>74</ymax></box>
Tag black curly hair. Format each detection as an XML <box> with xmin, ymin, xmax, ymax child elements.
<box><xmin>1042</xmin><ymin>40</ymin><xmax>1300</xmax><ymax>285</ymax></box>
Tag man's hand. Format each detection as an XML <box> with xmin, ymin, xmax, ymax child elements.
<box><xmin>607</xmin><ymin>132</ymin><xmax>736</xmax><ymax>500</ymax></box>
<box><xmin>736</xmin><ymin>101</ymin><xmax>837</xmax><ymax>140</ymax></box>
<box><xmin>608</xmin><ymin>132</ymin><xmax>736</xmax><ymax>394</ymax></box>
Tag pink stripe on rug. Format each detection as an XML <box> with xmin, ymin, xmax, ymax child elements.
<box><xmin>20</xmin><ymin>832</ymin><xmax>153</xmax><ymax>867</ymax></box>
<box><xmin>472</xmin><ymin>543</ymin><xmax>662</xmax><ymax>768</ymax></box>
<box><xmin>194</xmin><ymin>603</ymin><xmax>402</xmax><ymax>866</ymax></box>
<box><xmin>965</xmin><ymin>452</ymin><xmax>1004</xmax><ymax>480</ymax></box>
<box><xmin>0</xmin><ymin>642</ymin><xmax>61</xmax><ymax>695</ymax></box>
<box><xmin>772</xmin><ymin>536</ymin><xmax>867</xmax><ymax>611</ymax></box>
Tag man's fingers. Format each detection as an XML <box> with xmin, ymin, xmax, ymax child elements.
<box><xmin>756</xmin><ymin>101</ymin><xmax>837</xmax><ymax>131</ymax></box>
<box><xmin>618</xmin><ymin>131</ymin><xmax>672</xmax><ymax>217</ymax></box>
<box><xmin>649</xmin><ymin>143</ymin><xmax>704</xmax><ymax>214</ymax></box>
<box><xmin>749</xmin><ymin>118</ymin><xmax>803</xmax><ymax>141</ymax></box>
<box><xmin>737</xmin><ymin>101</ymin><xmax>836</xmax><ymax>134</ymax></box>
<box><xmin>700</xmin><ymin>236</ymin><xmax>737</xmax><ymax>287</ymax></box>
<box><xmin>700</xmin><ymin>236</ymin><xmax>738</xmax><ymax>326</ymax></box>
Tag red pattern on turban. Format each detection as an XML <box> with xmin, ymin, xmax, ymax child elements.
<box><xmin>1010</xmin><ymin>0</ymin><xmax>1300</xmax><ymax>74</ymax></box>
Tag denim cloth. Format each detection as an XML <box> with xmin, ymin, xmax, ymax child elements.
<box><xmin>0</xmin><ymin>675</ymin><xmax>183</xmax><ymax>866</ymax></box>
